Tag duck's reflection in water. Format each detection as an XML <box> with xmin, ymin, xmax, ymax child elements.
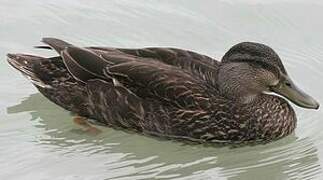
<box><xmin>7</xmin><ymin>93</ymin><xmax>322</xmax><ymax>180</ymax></box>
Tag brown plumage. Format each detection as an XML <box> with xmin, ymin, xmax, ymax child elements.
<box><xmin>7</xmin><ymin>38</ymin><xmax>319</xmax><ymax>144</ymax></box>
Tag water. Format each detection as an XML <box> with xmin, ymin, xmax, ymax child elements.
<box><xmin>1</xmin><ymin>0</ymin><xmax>323</xmax><ymax>179</ymax></box>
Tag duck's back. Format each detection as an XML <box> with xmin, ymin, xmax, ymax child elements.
<box><xmin>8</xmin><ymin>38</ymin><xmax>221</xmax><ymax>133</ymax></box>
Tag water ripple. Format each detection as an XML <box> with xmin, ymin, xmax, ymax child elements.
<box><xmin>2</xmin><ymin>0</ymin><xmax>323</xmax><ymax>179</ymax></box>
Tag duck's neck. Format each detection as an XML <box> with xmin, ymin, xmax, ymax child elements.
<box><xmin>246</xmin><ymin>94</ymin><xmax>297</xmax><ymax>140</ymax></box>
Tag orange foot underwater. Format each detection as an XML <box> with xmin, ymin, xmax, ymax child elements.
<box><xmin>73</xmin><ymin>115</ymin><xmax>102</xmax><ymax>135</ymax></box>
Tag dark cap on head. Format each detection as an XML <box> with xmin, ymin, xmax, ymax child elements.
<box><xmin>222</xmin><ymin>42</ymin><xmax>287</xmax><ymax>74</ymax></box>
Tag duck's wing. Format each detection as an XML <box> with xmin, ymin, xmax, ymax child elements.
<box><xmin>36</xmin><ymin>38</ymin><xmax>72</xmax><ymax>53</ymax></box>
<box><xmin>38</xmin><ymin>38</ymin><xmax>219</xmax><ymax>87</ymax></box>
<box><xmin>61</xmin><ymin>46</ymin><xmax>216</xmax><ymax>110</ymax></box>
<box><xmin>106</xmin><ymin>60</ymin><xmax>215</xmax><ymax>109</ymax></box>
<box><xmin>93</xmin><ymin>47</ymin><xmax>219</xmax><ymax>87</ymax></box>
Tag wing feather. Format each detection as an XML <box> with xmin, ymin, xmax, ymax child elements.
<box><xmin>35</xmin><ymin>38</ymin><xmax>218</xmax><ymax>110</ymax></box>
<box><xmin>91</xmin><ymin>47</ymin><xmax>220</xmax><ymax>87</ymax></box>
<box><xmin>105</xmin><ymin>60</ymin><xmax>215</xmax><ymax>109</ymax></box>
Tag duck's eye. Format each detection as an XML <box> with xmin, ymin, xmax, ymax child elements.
<box><xmin>285</xmin><ymin>81</ymin><xmax>291</xmax><ymax>87</ymax></box>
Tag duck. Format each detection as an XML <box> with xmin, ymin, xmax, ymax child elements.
<box><xmin>7</xmin><ymin>38</ymin><xmax>319</xmax><ymax>144</ymax></box>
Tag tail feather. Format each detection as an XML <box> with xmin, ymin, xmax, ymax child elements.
<box><xmin>34</xmin><ymin>45</ymin><xmax>52</xmax><ymax>50</ymax></box>
<box><xmin>7</xmin><ymin>43</ymin><xmax>91</xmax><ymax>116</ymax></box>
<box><xmin>7</xmin><ymin>53</ymin><xmax>52</xmax><ymax>88</ymax></box>
<box><xmin>7</xmin><ymin>53</ymin><xmax>69</xmax><ymax>89</ymax></box>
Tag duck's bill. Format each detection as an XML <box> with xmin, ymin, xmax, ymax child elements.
<box><xmin>271</xmin><ymin>74</ymin><xmax>320</xmax><ymax>110</ymax></box>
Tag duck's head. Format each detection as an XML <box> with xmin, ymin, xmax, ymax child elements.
<box><xmin>218</xmin><ymin>42</ymin><xmax>319</xmax><ymax>109</ymax></box>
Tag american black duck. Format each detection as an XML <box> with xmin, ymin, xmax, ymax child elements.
<box><xmin>7</xmin><ymin>38</ymin><xmax>319</xmax><ymax>143</ymax></box>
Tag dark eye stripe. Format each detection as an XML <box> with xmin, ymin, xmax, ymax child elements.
<box><xmin>224</xmin><ymin>56</ymin><xmax>281</xmax><ymax>79</ymax></box>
